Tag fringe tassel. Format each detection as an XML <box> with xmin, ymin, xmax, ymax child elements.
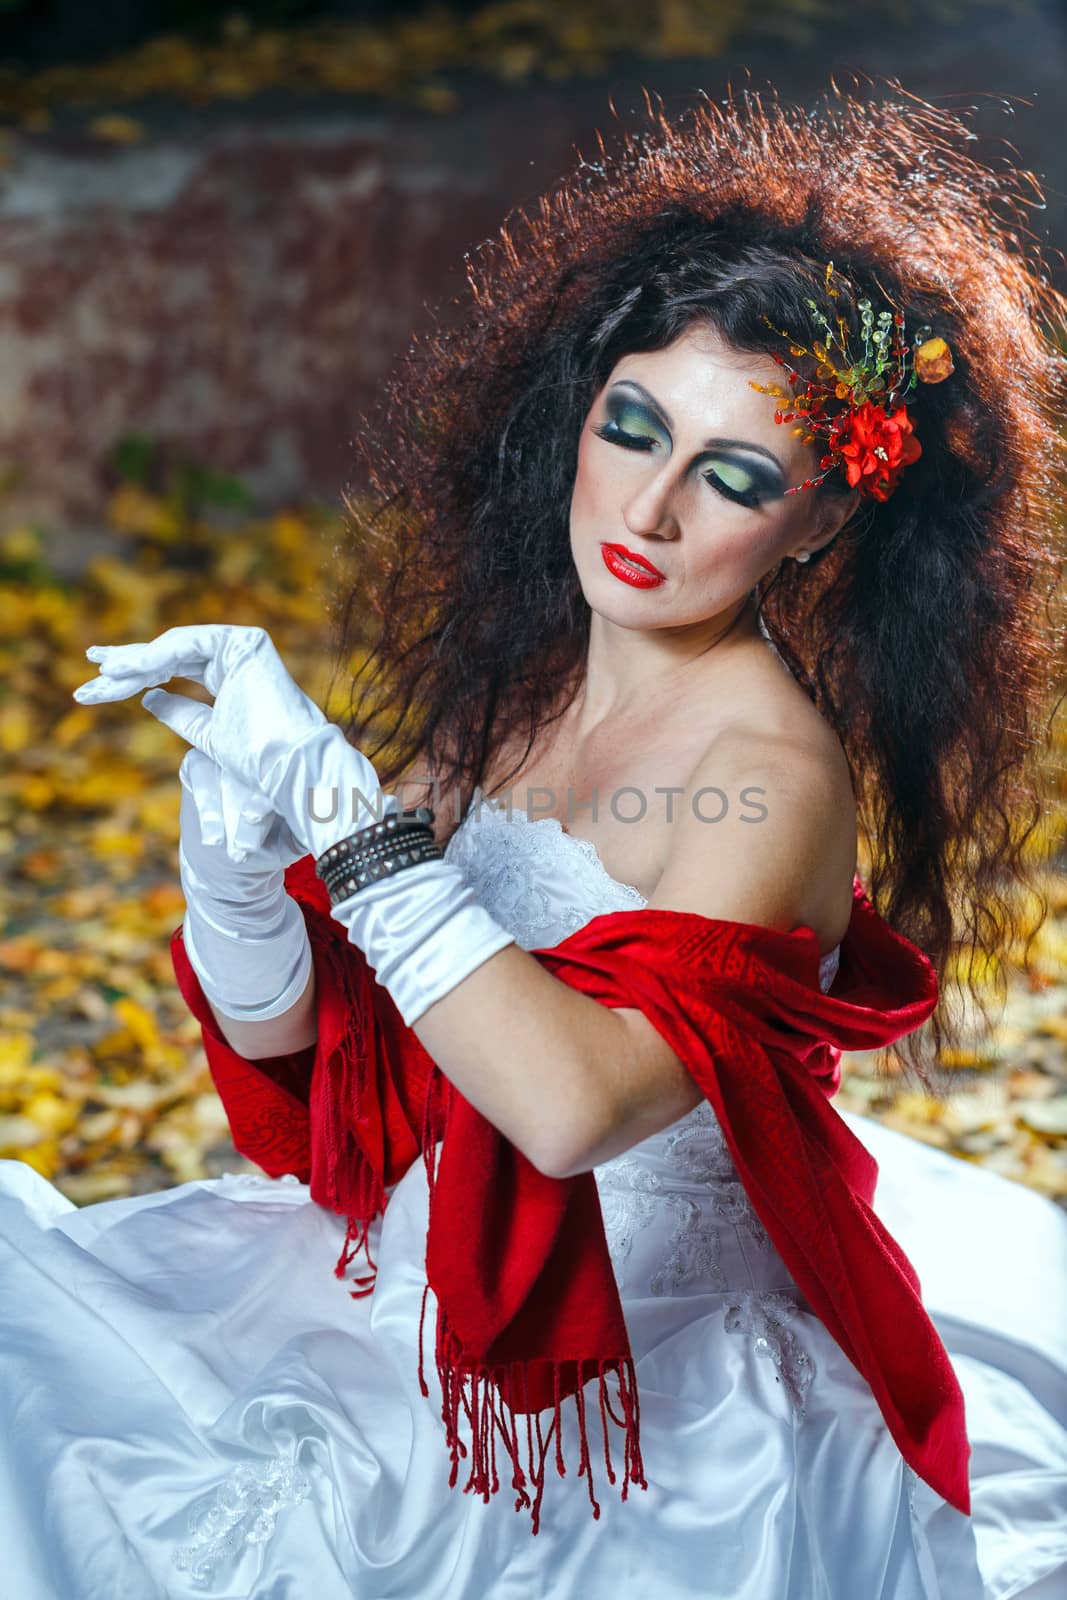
<box><xmin>420</xmin><ymin>1061</ymin><xmax>444</xmax><ymax>1196</ymax></box>
<box><xmin>321</xmin><ymin>954</ymin><xmax>387</xmax><ymax>1298</ymax></box>
<box><xmin>428</xmin><ymin>1304</ymin><xmax>648</xmax><ymax>1535</ymax></box>
<box><xmin>413</xmin><ymin>1060</ymin><xmax>646</xmax><ymax>1532</ymax></box>
<box><xmin>333</xmin><ymin>1211</ymin><xmax>379</xmax><ymax>1298</ymax></box>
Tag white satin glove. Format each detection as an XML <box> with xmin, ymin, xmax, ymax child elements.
<box><xmin>72</xmin><ymin>623</ymin><xmax>384</xmax><ymax>860</ymax></box>
<box><xmin>325</xmin><ymin>854</ymin><xmax>516</xmax><ymax>1026</ymax></box>
<box><xmin>178</xmin><ymin>748</ymin><xmax>314</xmax><ymax>1023</ymax></box>
<box><xmin>73</xmin><ymin>623</ymin><xmax>515</xmax><ymax>1029</ymax></box>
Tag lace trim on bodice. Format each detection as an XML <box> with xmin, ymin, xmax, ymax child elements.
<box><xmin>443</xmin><ymin>788</ymin><xmax>647</xmax><ymax>948</ymax></box>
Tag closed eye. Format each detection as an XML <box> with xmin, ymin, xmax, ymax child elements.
<box><xmin>703</xmin><ymin>464</ymin><xmax>762</xmax><ymax>510</ymax></box>
<box><xmin>592</xmin><ymin>420</ymin><xmax>764</xmax><ymax>510</ymax></box>
<box><xmin>593</xmin><ymin>419</ymin><xmax>658</xmax><ymax>454</ymax></box>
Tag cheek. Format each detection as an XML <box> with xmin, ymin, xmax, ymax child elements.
<box><xmin>684</xmin><ymin>524</ymin><xmax>783</xmax><ymax>590</ymax></box>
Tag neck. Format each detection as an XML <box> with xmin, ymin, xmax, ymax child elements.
<box><xmin>572</xmin><ymin>591</ymin><xmax>761</xmax><ymax>733</ymax></box>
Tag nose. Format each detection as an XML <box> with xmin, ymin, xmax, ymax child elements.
<box><xmin>620</xmin><ymin>462</ymin><xmax>683</xmax><ymax>543</ymax></box>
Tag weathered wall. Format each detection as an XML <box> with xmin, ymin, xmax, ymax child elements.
<box><xmin>1</xmin><ymin>9</ymin><xmax>1064</xmax><ymax>530</ymax></box>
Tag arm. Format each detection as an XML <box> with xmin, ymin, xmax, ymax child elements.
<box><xmin>170</xmin><ymin>913</ymin><xmax>317</xmax><ymax>1180</ymax></box>
<box><xmin>76</xmin><ymin>626</ymin><xmax>846</xmax><ymax>1183</ymax></box>
<box><xmin>175</xmin><ymin>749</ymin><xmax>319</xmax><ymax>1059</ymax></box>
<box><xmin>171</xmin><ymin>862</ymin><xmax>426</xmax><ymax>1193</ymax></box>
<box><xmin>411</xmin><ymin>730</ymin><xmax>853</xmax><ymax>1178</ymax></box>
<box><xmin>207</xmin><ymin>960</ymin><xmax>317</xmax><ymax>1059</ymax></box>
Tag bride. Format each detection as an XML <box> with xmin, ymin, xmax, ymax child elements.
<box><xmin>4</xmin><ymin>79</ymin><xmax>1066</xmax><ymax>1599</ymax></box>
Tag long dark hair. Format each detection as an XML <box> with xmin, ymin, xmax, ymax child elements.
<box><xmin>326</xmin><ymin>77</ymin><xmax>1067</xmax><ymax>1085</ymax></box>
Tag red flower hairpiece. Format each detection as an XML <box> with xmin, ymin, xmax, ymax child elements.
<box><xmin>750</xmin><ymin>262</ymin><xmax>954</xmax><ymax>503</ymax></box>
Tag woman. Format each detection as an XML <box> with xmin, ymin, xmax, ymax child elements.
<box><xmin>3</xmin><ymin>79</ymin><xmax>1066</xmax><ymax>1598</ymax></box>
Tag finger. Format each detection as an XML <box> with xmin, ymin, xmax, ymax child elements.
<box><xmin>141</xmin><ymin>687</ymin><xmax>214</xmax><ymax>753</ymax></box>
<box><xmin>178</xmin><ymin>746</ymin><xmax>217</xmax><ymax>799</ymax></box>
<box><xmin>179</xmin><ymin>749</ymin><xmax>226</xmax><ymax>849</ymax></box>
<box><xmin>73</xmin><ymin>667</ymin><xmax>165</xmax><ymax>704</ymax></box>
<box><xmin>219</xmin><ymin>769</ymin><xmax>276</xmax><ymax>863</ymax></box>
<box><xmin>77</xmin><ymin>627</ymin><xmax>232</xmax><ymax>698</ymax></box>
<box><xmin>180</xmin><ymin>747</ymin><xmax>276</xmax><ymax>862</ymax></box>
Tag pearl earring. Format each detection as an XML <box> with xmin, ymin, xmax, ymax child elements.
<box><xmin>795</xmin><ymin>552</ymin><xmax>811</xmax><ymax>564</ymax></box>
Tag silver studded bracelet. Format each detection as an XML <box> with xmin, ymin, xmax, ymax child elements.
<box><xmin>314</xmin><ymin>806</ymin><xmax>442</xmax><ymax>907</ymax></box>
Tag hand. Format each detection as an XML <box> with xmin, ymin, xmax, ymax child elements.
<box><xmin>179</xmin><ymin>747</ymin><xmax>306</xmax><ymax>881</ymax></box>
<box><xmin>71</xmin><ymin>625</ymin><xmax>514</xmax><ymax>1029</ymax></box>
<box><xmin>178</xmin><ymin>747</ymin><xmax>314</xmax><ymax>1021</ymax></box>
<box><xmin>72</xmin><ymin>623</ymin><xmax>384</xmax><ymax>859</ymax></box>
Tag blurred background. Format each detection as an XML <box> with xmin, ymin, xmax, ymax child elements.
<box><xmin>0</xmin><ymin>0</ymin><xmax>1065</xmax><ymax>1204</ymax></box>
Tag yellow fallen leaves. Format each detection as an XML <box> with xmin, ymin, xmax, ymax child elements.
<box><xmin>1</xmin><ymin>1031</ymin><xmax>38</xmax><ymax>1075</ymax></box>
<box><xmin>0</xmin><ymin>1034</ymin><xmax>81</xmax><ymax>1171</ymax></box>
<box><xmin>0</xmin><ymin>499</ymin><xmax>348</xmax><ymax>1197</ymax></box>
<box><xmin>834</xmin><ymin>966</ymin><xmax>1067</xmax><ymax>1200</ymax></box>
<box><xmin>107</xmin><ymin>485</ymin><xmax>187</xmax><ymax>543</ymax></box>
<box><xmin>0</xmin><ymin>702</ymin><xmax>32</xmax><ymax>754</ymax></box>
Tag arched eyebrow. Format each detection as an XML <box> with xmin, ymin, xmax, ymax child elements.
<box><xmin>608</xmin><ymin>379</ymin><xmax>786</xmax><ymax>476</ymax></box>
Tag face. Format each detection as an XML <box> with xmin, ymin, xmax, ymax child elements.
<box><xmin>569</xmin><ymin>322</ymin><xmax>856</xmax><ymax>640</ymax></box>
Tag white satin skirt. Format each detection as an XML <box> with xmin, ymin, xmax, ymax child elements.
<box><xmin>0</xmin><ymin>1111</ymin><xmax>1064</xmax><ymax>1600</ymax></box>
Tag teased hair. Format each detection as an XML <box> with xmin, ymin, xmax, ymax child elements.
<box><xmin>327</xmin><ymin>75</ymin><xmax>1067</xmax><ymax>1085</ymax></box>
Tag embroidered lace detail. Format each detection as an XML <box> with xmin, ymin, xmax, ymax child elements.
<box><xmin>723</xmin><ymin>1289</ymin><xmax>816</xmax><ymax>1418</ymax></box>
<box><xmin>594</xmin><ymin>1113</ymin><xmax>771</xmax><ymax>1297</ymax></box>
<box><xmin>443</xmin><ymin>791</ymin><xmax>646</xmax><ymax>949</ymax></box>
<box><xmin>660</xmin><ymin>1103</ymin><xmax>774</xmax><ymax>1257</ymax></box>
<box><xmin>595</xmin><ymin>1155</ymin><xmax>661</xmax><ymax>1267</ymax></box>
<box><xmin>594</xmin><ymin>1155</ymin><xmax>726</xmax><ymax>1293</ymax></box>
<box><xmin>650</xmin><ymin>1192</ymin><xmax>729</xmax><ymax>1295</ymax></box>
<box><xmin>172</xmin><ymin>1457</ymin><xmax>311</xmax><ymax>1588</ymax></box>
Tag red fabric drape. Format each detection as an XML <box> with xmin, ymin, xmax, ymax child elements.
<box><xmin>171</xmin><ymin>856</ymin><xmax>970</xmax><ymax>1532</ymax></box>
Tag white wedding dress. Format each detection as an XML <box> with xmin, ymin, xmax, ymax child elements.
<box><xmin>1</xmin><ymin>793</ymin><xmax>1065</xmax><ymax>1600</ymax></box>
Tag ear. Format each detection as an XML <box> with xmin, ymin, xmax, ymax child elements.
<box><xmin>821</xmin><ymin>486</ymin><xmax>862</xmax><ymax>538</ymax></box>
<box><xmin>799</xmin><ymin>487</ymin><xmax>862</xmax><ymax>559</ymax></box>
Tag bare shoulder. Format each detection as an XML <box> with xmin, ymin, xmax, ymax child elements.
<box><xmin>647</xmin><ymin>704</ymin><xmax>857</xmax><ymax>952</ymax></box>
<box><xmin>590</xmin><ymin>717</ymin><xmax>858</xmax><ymax>1167</ymax></box>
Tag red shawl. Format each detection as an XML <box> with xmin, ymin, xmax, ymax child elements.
<box><xmin>170</xmin><ymin>856</ymin><xmax>971</xmax><ymax>1531</ymax></box>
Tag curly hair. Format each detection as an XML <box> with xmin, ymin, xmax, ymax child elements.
<box><xmin>326</xmin><ymin>75</ymin><xmax>1067</xmax><ymax>1086</ymax></box>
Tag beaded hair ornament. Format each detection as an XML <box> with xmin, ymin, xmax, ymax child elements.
<box><xmin>750</xmin><ymin>262</ymin><xmax>955</xmax><ymax>502</ymax></box>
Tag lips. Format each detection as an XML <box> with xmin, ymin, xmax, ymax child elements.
<box><xmin>604</xmin><ymin>547</ymin><xmax>662</xmax><ymax>579</ymax></box>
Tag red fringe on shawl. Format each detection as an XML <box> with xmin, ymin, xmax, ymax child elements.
<box><xmin>421</xmin><ymin>1318</ymin><xmax>647</xmax><ymax>1536</ymax></box>
<box><xmin>314</xmin><ymin>970</ymin><xmax>386</xmax><ymax>1301</ymax></box>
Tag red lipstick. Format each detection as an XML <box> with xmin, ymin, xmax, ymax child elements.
<box><xmin>600</xmin><ymin>543</ymin><xmax>666</xmax><ymax>588</ymax></box>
